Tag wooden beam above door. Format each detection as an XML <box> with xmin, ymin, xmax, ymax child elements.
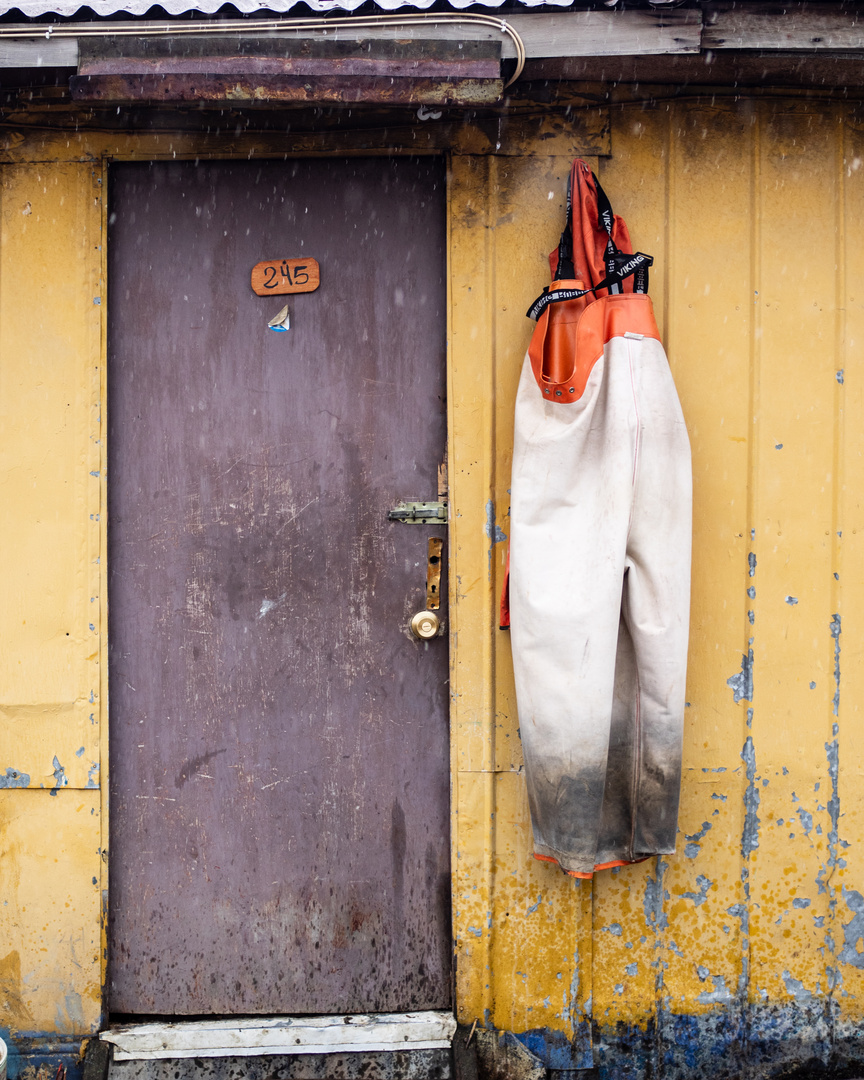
<box><xmin>69</xmin><ymin>34</ymin><xmax>503</xmax><ymax>105</ymax></box>
<box><xmin>69</xmin><ymin>72</ymin><xmax>504</xmax><ymax>106</ymax></box>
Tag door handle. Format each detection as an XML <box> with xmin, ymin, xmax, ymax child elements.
<box><xmin>410</xmin><ymin>537</ymin><xmax>444</xmax><ymax>640</ymax></box>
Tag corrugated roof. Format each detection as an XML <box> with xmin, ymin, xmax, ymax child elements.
<box><xmin>1</xmin><ymin>0</ymin><xmax>575</xmax><ymax>17</ymax></box>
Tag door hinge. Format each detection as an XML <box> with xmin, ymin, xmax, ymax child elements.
<box><xmin>388</xmin><ymin>501</ymin><xmax>448</xmax><ymax>525</ymax></box>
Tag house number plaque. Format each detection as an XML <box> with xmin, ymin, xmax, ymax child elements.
<box><xmin>251</xmin><ymin>258</ymin><xmax>320</xmax><ymax>296</ymax></box>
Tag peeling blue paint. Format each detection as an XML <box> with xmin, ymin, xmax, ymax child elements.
<box><xmin>514</xmin><ymin>1026</ymin><xmax>591</xmax><ymax>1071</ymax></box>
<box><xmin>0</xmin><ymin>1034</ymin><xmax>85</xmax><ymax>1080</ymax></box>
<box><xmin>526</xmin><ymin>895</ymin><xmax>542</xmax><ymax>915</ymax></box>
<box><xmin>727</xmin><ymin>651</ymin><xmax>754</xmax><ymax>703</ymax></box>
<box><xmin>644</xmin><ymin>858</ymin><xmax>669</xmax><ymax>932</ymax></box>
<box><xmin>74</xmin><ymin>746</ymin><xmax>85</xmax><ymax>758</ymax></box>
<box><xmin>782</xmin><ymin>971</ymin><xmax>814</xmax><ymax>1002</ymax></box>
<box><xmin>485</xmin><ymin>500</ymin><xmax>507</xmax><ymax>579</ymax></box>
<box><xmin>467</xmin><ymin>925</ymin><xmax>483</xmax><ymax>938</ymax></box>
<box><xmin>485</xmin><ymin>500</ymin><xmax>506</xmax><ymax>544</ymax></box>
<box><xmin>837</xmin><ymin>369</ymin><xmax>845</xmax><ymax>384</ymax></box>
<box><xmin>681</xmin><ymin>874</ymin><xmax>713</xmax><ymax>907</ymax></box>
<box><xmin>785</xmin><ymin>596</ymin><xmax>798</xmax><ymax>605</ymax></box>
<box><xmin>797</xmin><ymin>806</ymin><xmax>814</xmax><ymax>834</ymax></box>
<box><xmin>792</xmin><ymin>897</ymin><xmax>811</xmax><ymax>909</ymax></box>
<box><xmin>711</xmin><ymin>792</ymin><xmax>727</xmax><ymax>801</ymax></box>
<box><xmin>62</xmin><ymin>990</ymin><xmax>85</xmax><ymax>1029</ymax></box>
<box><xmin>747</xmin><ymin>586</ymin><xmax>756</xmax><ymax>599</ymax></box>
<box><xmin>684</xmin><ymin>821</ymin><xmax>712</xmax><ymax>859</ymax></box>
<box><xmin>625</xmin><ymin>962</ymin><xmax>638</xmax><ymax>976</ymax></box>
<box><xmin>568</xmin><ymin>928</ymin><xmax>593</xmax><ymax>1068</ymax></box>
<box><xmin>830</xmin><ymin>614</ymin><xmax>841</xmax><ymax>716</ymax></box>
<box><xmin>697</xmin><ymin>973</ymin><xmax>733</xmax><ymax>1005</ymax></box>
<box><xmin>50</xmin><ymin>756</ymin><xmax>67</xmax><ymax>795</ymax></box>
<box><xmin>824</xmin><ymin>738</ymin><xmax>840</xmax><ymax>883</ymax></box>
<box><xmin>86</xmin><ymin>762</ymin><xmax>99</xmax><ymax>788</ymax></box>
<box><xmin>0</xmin><ymin>768</ymin><xmax>30</xmax><ymax>788</ymax></box>
<box><xmin>748</xmin><ymin>553</ymin><xmax>757</xmax><ymax>576</ymax></box>
<box><xmin>838</xmin><ymin>887</ymin><xmax>864</xmax><ymax>968</ymax></box>
<box><xmin>741</xmin><ymin>737</ymin><xmax>761</xmax><ymax>856</ymax></box>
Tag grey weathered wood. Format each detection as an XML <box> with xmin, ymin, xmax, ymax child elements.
<box><xmin>704</xmin><ymin>3</ymin><xmax>864</xmax><ymax>50</ymax></box>
<box><xmin>0</xmin><ymin>37</ymin><xmax>77</xmax><ymax>66</ymax></box>
<box><xmin>507</xmin><ymin>9</ymin><xmax>701</xmax><ymax>58</ymax></box>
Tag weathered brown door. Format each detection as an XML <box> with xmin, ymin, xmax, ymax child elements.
<box><xmin>107</xmin><ymin>158</ymin><xmax>450</xmax><ymax>1016</ymax></box>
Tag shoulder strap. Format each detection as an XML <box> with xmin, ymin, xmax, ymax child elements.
<box><xmin>534</xmin><ymin>163</ymin><xmax>651</xmax><ymax>321</ymax></box>
<box><xmin>527</xmin><ymin>252</ymin><xmax>654</xmax><ymax>321</ymax></box>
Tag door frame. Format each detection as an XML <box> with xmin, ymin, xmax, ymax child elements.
<box><xmin>101</xmin><ymin>150</ymin><xmax>453</xmax><ymax>1033</ymax></box>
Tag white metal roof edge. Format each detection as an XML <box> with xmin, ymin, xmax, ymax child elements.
<box><xmin>0</xmin><ymin>0</ymin><xmax>577</xmax><ymax>17</ymax></box>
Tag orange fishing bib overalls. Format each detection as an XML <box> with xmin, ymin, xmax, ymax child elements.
<box><xmin>502</xmin><ymin>161</ymin><xmax>692</xmax><ymax>878</ymax></box>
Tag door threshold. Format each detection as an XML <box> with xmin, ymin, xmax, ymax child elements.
<box><xmin>101</xmin><ymin>1011</ymin><xmax>457</xmax><ymax>1061</ymax></box>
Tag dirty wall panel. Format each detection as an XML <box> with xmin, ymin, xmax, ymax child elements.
<box><xmin>620</xmin><ymin>100</ymin><xmax>757</xmax><ymax>1060</ymax></box>
<box><xmin>0</xmin><ymin>790</ymin><xmax>102</xmax><ymax>1040</ymax></box>
<box><xmin>0</xmin><ymin>162</ymin><xmax>103</xmax><ymax>790</ymax></box>
<box><xmin>834</xmin><ymin>106</ymin><xmax>864</xmax><ymax>1053</ymax></box>
<box><xmin>742</xmin><ymin>101</ymin><xmax>839</xmax><ymax>1062</ymax></box>
<box><xmin>449</xmin><ymin>153</ymin><xmax>498</xmax><ymax>1033</ymax></box>
<box><xmin>0</xmin><ymin>158</ymin><xmax>103</xmax><ymax>1048</ymax></box>
<box><xmin>449</xmin><ymin>153</ymin><xmax>598</xmax><ymax>1069</ymax></box>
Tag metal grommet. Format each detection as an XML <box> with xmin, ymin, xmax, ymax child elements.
<box><xmin>544</xmin><ymin>388</ymin><xmax>551</xmax><ymax>394</ymax></box>
<box><xmin>569</xmin><ymin>387</ymin><xmax>575</xmax><ymax>393</ymax></box>
<box><xmin>555</xmin><ymin>390</ymin><xmax>562</xmax><ymax>396</ymax></box>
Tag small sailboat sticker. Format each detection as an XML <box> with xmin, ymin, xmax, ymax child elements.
<box><xmin>268</xmin><ymin>304</ymin><xmax>290</xmax><ymax>333</ymax></box>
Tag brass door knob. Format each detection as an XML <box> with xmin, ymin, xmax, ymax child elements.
<box><xmin>410</xmin><ymin>610</ymin><xmax>441</xmax><ymax>640</ymax></box>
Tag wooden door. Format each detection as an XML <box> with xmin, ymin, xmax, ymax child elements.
<box><xmin>106</xmin><ymin>158</ymin><xmax>450</xmax><ymax>1016</ymax></box>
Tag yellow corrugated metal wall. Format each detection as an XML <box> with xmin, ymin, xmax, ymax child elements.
<box><xmin>1</xmin><ymin>96</ymin><xmax>863</xmax><ymax>1079</ymax></box>
<box><xmin>449</xmin><ymin>98</ymin><xmax>864</xmax><ymax>1076</ymax></box>
<box><xmin>0</xmin><ymin>159</ymin><xmax>105</xmax><ymax>1055</ymax></box>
